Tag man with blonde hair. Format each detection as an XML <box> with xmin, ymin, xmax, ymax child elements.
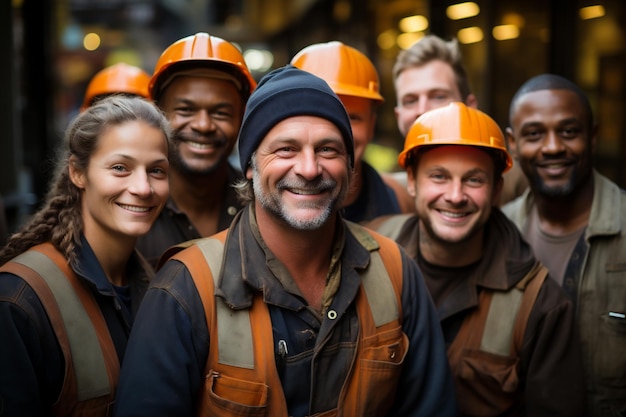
<box><xmin>392</xmin><ymin>34</ymin><xmax>526</xmax><ymax>206</ymax></box>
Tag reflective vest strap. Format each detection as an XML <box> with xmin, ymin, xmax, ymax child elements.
<box><xmin>5</xmin><ymin>245</ymin><xmax>112</xmax><ymax>400</ymax></box>
<box><xmin>346</xmin><ymin>221</ymin><xmax>403</xmax><ymax>327</ymax></box>
<box><xmin>511</xmin><ymin>263</ymin><xmax>549</xmax><ymax>354</ymax></box>
<box><xmin>481</xmin><ymin>287</ymin><xmax>523</xmax><ymax>355</ymax></box>
<box><xmin>480</xmin><ymin>262</ymin><xmax>549</xmax><ymax>356</ymax></box>
<box><xmin>194</xmin><ymin>236</ymin><xmax>255</xmax><ymax>369</ymax></box>
<box><xmin>360</xmin><ymin>250</ymin><xmax>399</xmax><ymax>327</ymax></box>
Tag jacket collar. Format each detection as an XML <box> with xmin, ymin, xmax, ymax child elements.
<box><xmin>516</xmin><ymin>170</ymin><xmax>621</xmax><ymax>239</ymax></box>
<box><xmin>72</xmin><ymin>235</ymin><xmax>151</xmax><ymax>301</ymax></box>
<box><xmin>216</xmin><ymin>205</ymin><xmax>372</xmax><ymax>310</ymax></box>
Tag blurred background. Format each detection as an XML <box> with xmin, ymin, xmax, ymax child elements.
<box><xmin>3</xmin><ymin>0</ymin><xmax>625</xmax><ymax>233</ymax></box>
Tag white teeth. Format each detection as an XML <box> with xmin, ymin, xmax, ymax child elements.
<box><xmin>119</xmin><ymin>204</ymin><xmax>150</xmax><ymax>213</ymax></box>
<box><xmin>187</xmin><ymin>141</ymin><xmax>212</xmax><ymax>150</ymax></box>
<box><xmin>440</xmin><ymin>210</ymin><xmax>466</xmax><ymax>218</ymax></box>
<box><xmin>291</xmin><ymin>189</ymin><xmax>319</xmax><ymax>195</ymax></box>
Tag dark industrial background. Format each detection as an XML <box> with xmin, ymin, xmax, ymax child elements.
<box><xmin>3</xmin><ymin>0</ymin><xmax>624</xmax><ymax>233</ymax></box>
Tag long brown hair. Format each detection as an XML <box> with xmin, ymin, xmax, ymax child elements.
<box><xmin>0</xmin><ymin>95</ymin><xmax>171</xmax><ymax>265</ymax></box>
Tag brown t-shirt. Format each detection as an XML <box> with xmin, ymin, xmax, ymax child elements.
<box><xmin>524</xmin><ymin>208</ymin><xmax>585</xmax><ymax>286</ymax></box>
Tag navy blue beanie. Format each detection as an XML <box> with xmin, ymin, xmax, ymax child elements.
<box><xmin>238</xmin><ymin>65</ymin><xmax>354</xmax><ymax>172</ymax></box>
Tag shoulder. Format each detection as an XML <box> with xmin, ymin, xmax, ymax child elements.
<box><xmin>362</xmin><ymin>213</ymin><xmax>415</xmax><ymax>240</ymax></box>
<box><xmin>501</xmin><ymin>189</ymin><xmax>533</xmax><ymax>227</ymax></box>
<box><xmin>0</xmin><ymin>271</ymin><xmax>42</xmax><ymax>308</ymax></box>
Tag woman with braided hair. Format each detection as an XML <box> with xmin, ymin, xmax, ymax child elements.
<box><xmin>0</xmin><ymin>95</ymin><xmax>171</xmax><ymax>416</ymax></box>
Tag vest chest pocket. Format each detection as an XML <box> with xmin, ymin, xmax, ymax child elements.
<box><xmin>456</xmin><ymin>349</ymin><xmax>520</xmax><ymax>416</ymax></box>
<box><xmin>355</xmin><ymin>326</ymin><xmax>408</xmax><ymax>417</ymax></box>
<box><xmin>198</xmin><ymin>370</ymin><xmax>269</xmax><ymax>417</ymax></box>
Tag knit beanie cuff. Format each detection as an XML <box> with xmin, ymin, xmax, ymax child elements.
<box><xmin>238</xmin><ymin>65</ymin><xmax>354</xmax><ymax>172</ymax></box>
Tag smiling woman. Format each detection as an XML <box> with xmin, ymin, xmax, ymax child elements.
<box><xmin>0</xmin><ymin>96</ymin><xmax>171</xmax><ymax>416</ymax></box>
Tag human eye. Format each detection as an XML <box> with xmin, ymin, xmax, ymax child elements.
<box><xmin>318</xmin><ymin>145</ymin><xmax>342</xmax><ymax>157</ymax></box>
<box><xmin>111</xmin><ymin>164</ymin><xmax>129</xmax><ymax>174</ymax></box>
<box><xmin>431</xmin><ymin>91</ymin><xmax>451</xmax><ymax>101</ymax></box>
<box><xmin>274</xmin><ymin>146</ymin><xmax>296</xmax><ymax>157</ymax></box>
<box><xmin>522</xmin><ymin>128</ymin><xmax>542</xmax><ymax>142</ymax></box>
<box><xmin>213</xmin><ymin>107</ymin><xmax>234</xmax><ymax>120</ymax></box>
<box><xmin>466</xmin><ymin>175</ymin><xmax>487</xmax><ymax>187</ymax></box>
<box><xmin>561</xmin><ymin>126</ymin><xmax>581</xmax><ymax>139</ymax></box>
<box><xmin>349</xmin><ymin>114</ymin><xmax>362</xmax><ymax>122</ymax></box>
<box><xmin>174</xmin><ymin>104</ymin><xmax>194</xmax><ymax>116</ymax></box>
<box><xmin>401</xmin><ymin>96</ymin><xmax>418</xmax><ymax>108</ymax></box>
<box><xmin>428</xmin><ymin>171</ymin><xmax>447</xmax><ymax>182</ymax></box>
<box><xmin>149</xmin><ymin>165</ymin><xmax>168</xmax><ymax>178</ymax></box>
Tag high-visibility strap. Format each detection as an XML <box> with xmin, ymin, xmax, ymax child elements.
<box><xmin>195</xmin><ymin>237</ymin><xmax>255</xmax><ymax>369</ymax></box>
<box><xmin>186</xmin><ymin>229</ymin><xmax>401</xmax><ymax>374</ymax></box>
<box><xmin>481</xmin><ymin>263</ymin><xmax>549</xmax><ymax>356</ymax></box>
<box><xmin>357</xmin><ymin>250</ymin><xmax>399</xmax><ymax>327</ymax></box>
<box><xmin>9</xmin><ymin>250</ymin><xmax>111</xmax><ymax>400</ymax></box>
<box><xmin>481</xmin><ymin>286</ymin><xmax>523</xmax><ymax>355</ymax></box>
<box><xmin>346</xmin><ymin>221</ymin><xmax>400</xmax><ymax>327</ymax></box>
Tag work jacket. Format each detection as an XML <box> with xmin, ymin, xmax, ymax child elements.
<box><xmin>114</xmin><ymin>206</ymin><xmax>457</xmax><ymax>417</ymax></box>
<box><xmin>502</xmin><ymin>170</ymin><xmax>626</xmax><ymax>416</ymax></box>
<box><xmin>0</xmin><ymin>236</ymin><xmax>151</xmax><ymax>417</ymax></box>
<box><xmin>135</xmin><ymin>164</ymin><xmax>244</xmax><ymax>268</ymax></box>
<box><xmin>367</xmin><ymin>208</ymin><xmax>586</xmax><ymax>416</ymax></box>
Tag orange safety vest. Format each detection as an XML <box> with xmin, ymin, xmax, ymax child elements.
<box><xmin>169</xmin><ymin>224</ymin><xmax>408</xmax><ymax>417</ymax></box>
<box><xmin>0</xmin><ymin>243</ymin><xmax>118</xmax><ymax>417</ymax></box>
<box><xmin>367</xmin><ymin>213</ymin><xmax>552</xmax><ymax>416</ymax></box>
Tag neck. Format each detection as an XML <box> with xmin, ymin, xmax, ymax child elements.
<box><xmin>253</xmin><ymin>203</ymin><xmax>337</xmax><ymax>306</ymax></box>
<box><xmin>533</xmin><ymin>174</ymin><xmax>594</xmax><ymax>235</ymax></box>
<box><xmin>83</xmin><ymin>232</ymin><xmax>135</xmax><ymax>286</ymax></box>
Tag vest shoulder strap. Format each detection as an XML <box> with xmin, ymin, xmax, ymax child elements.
<box><xmin>481</xmin><ymin>263</ymin><xmax>549</xmax><ymax>356</ymax></box>
<box><xmin>176</xmin><ymin>225</ymin><xmax>404</xmax><ymax>372</ymax></box>
<box><xmin>453</xmin><ymin>262</ymin><xmax>549</xmax><ymax>358</ymax></box>
<box><xmin>510</xmin><ymin>263</ymin><xmax>549</xmax><ymax>354</ymax></box>
<box><xmin>170</xmin><ymin>231</ymin><xmax>256</xmax><ymax>370</ymax></box>
<box><xmin>346</xmin><ymin>221</ymin><xmax>403</xmax><ymax>326</ymax></box>
<box><xmin>0</xmin><ymin>243</ymin><xmax>117</xmax><ymax>406</ymax></box>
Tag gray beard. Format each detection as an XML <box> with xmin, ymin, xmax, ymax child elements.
<box><xmin>251</xmin><ymin>164</ymin><xmax>346</xmax><ymax>231</ymax></box>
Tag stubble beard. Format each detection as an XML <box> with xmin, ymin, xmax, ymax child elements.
<box><xmin>251</xmin><ymin>164</ymin><xmax>347</xmax><ymax>231</ymax></box>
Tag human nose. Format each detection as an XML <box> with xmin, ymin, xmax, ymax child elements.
<box><xmin>541</xmin><ymin>130</ymin><xmax>566</xmax><ymax>155</ymax></box>
<box><xmin>444</xmin><ymin>179</ymin><xmax>467</xmax><ymax>204</ymax></box>
<box><xmin>129</xmin><ymin>171</ymin><xmax>153</xmax><ymax>197</ymax></box>
<box><xmin>294</xmin><ymin>150</ymin><xmax>322</xmax><ymax>179</ymax></box>
<box><xmin>191</xmin><ymin>110</ymin><xmax>216</xmax><ymax>133</ymax></box>
<box><xmin>414</xmin><ymin>97</ymin><xmax>432</xmax><ymax>119</ymax></box>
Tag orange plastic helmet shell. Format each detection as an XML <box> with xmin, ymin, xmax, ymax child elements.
<box><xmin>81</xmin><ymin>62</ymin><xmax>150</xmax><ymax>111</ymax></box>
<box><xmin>149</xmin><ymin>32</ymin><xmax>256</xmax><ymax>101</ymax></box>
<box><xmin>398</xmin><ymin>102</ymin><xmax>512</xmax><ymax>172</ymax></box>
<box><xmin>290</xmin><ymin>41</ymin><xmax>383</xmax><ymax>102</ymax></box>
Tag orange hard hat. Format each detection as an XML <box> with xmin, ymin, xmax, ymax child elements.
<box><xmin>81</xmin><ymin>62</ymin><xmax>150</xmax><ymax>111</ymax></box>
<box><xmin>149</xmin><ymin>32</ymin><xmax>256</xmax><ymax>101</ymax></box>
<box><xmin>290</xmin><ymin>41</ymin><xmax>383</xmax><ymax>102</ymax></box>
<box><xmin>398</xmin><ymin>102</ymin><xmax>512</xmax><ymax>172</ymax></box>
